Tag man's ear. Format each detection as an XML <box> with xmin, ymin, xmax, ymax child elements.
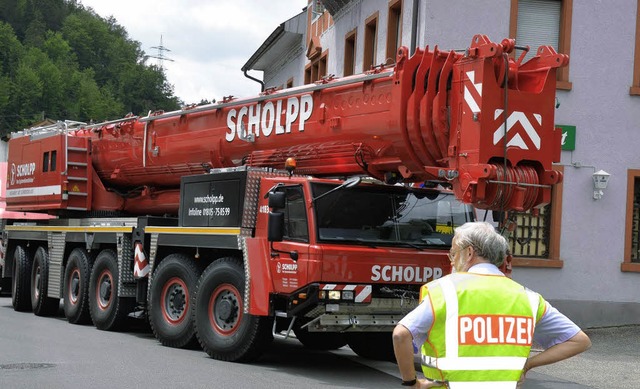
<box><xmin>466</xmin><ymin>245</ymin><xmax>474</xmax><ymax>258</ymax></box>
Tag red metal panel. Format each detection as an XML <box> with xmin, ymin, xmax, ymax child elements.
<box><xmin>244</xmin><ymin>237</ymin><xmax>273</xmax><ymax>316</ymax></box>
<box><xmin>8</xmin><ymin>36</ymin><xmax>567</xmax><ymax>213</ymax></box>
<box><xmin>6</xmin><ymin>135</ymin><xmax>65</xmax><ymax>211</ymax></box>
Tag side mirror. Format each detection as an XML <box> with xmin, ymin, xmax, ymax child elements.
<box><xmin>268</xmin><ymin>191</ymin><xmax>286</xmax><ymax>209</ymax></box>
<box><xmin>268</xmin><ymin>212</ymin><xmax>284</xmax><ymax>242</ymax></box>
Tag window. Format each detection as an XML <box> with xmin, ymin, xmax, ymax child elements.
<box><xmin>43</xmin><ymin>151</ymin><xmax>49</xmax><ymax>172</ymax></box>
<box><xmin>42</xmin><ymin>150</ymin><xmax>57</xmax><ymax>172</ymax></box>
<box><xmin>282</xmin><ymin>186</ymin><xmax>309</xmax><ymax>242</ymax></box>
<box><xmin>386</xmin><ymin>0</ymin><xmax>402</xmax><ymax>64</ymax></box>
<box><xmin>363</xmin><ymin>12</ymin><xmax>379</xmax><ymax>71</ymax></box>
<box><xmin>304</xmin><ymin>51</ymin><xmax>328</xmax><ymax>83</ymax></box>
<box><xmin>344</xmin><ymin>29</ymin><xmax>356</xmax><ymax>76</ymax></box>
<box><xmin>509</xmin><ymin>166</ymin><xmax>564</xmax><ymax>268</ymax></box>
<box><xmin>286</xmin><ymin>78</ymin><xmax>293</xmax><ymax>89</ymax></box>
<box><xmin>623</xmin><ymin>169</ymin><xmax>640</xmax><ymax>272</ymax></box>
<box><xmin>631</xmin><ymin>0</ymin><xmax>640</xmax><ymax>95</ymax></box>
<box><xmin>312</xmin><ymin>0</ymin><xmax>325</xmax><ymax>20</ymax></box>
<box><xmin>312</xmin><ymin>183</ymin><xmax>474</xmax><ymax>247</ymax></box>
<box><xmin>510</xmin><ymin>0</ymin><xmax>572</xmax><ymax>90</ymax></box>
<box><xmin>50</xmin><ymin>150</ymin><xmax>57</xmax><ymax>171</ymax></box>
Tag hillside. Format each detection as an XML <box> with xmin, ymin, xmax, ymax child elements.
<box><xmin>0</xmin><ymin>0</ymin><xmax>181</xmax><ymax>137</ymax></box>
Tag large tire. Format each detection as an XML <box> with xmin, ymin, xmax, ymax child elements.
<box><xmin>193</xmin><ymin>257</ymin><xmax>273</xmax><ymax>362</ymax></box>
<box><xmin>11</xmin><ymin>245</ymin><xmax>32</xmax><ymax>312</ymax></box>
<box><xmin>347</xmin><ymin>332</ymin><xmax>396</xmax><ymax>361</ymax></box>
<box><xmin>0</xmin><ymin>276</ymin><xmax>11</xmax><ymax>296</ymax></box>
<box><xmin>293</xmin><ymin>319</ymin><xmax>347</xmax><ymax>350</ymax></box>
<box><xmin>31</xmin><ymin>246</ymin><xmax>60</xmax><ymax>316</ymax></box>
<box><xmin>63</xmin><ymin>248</ymin><xmax>93</xmax><ymax>324</ymax></box>
<box><xmin>149</xmin><ymin>254</ymin><xmax>200</xmax><ymax>348</ymax></box>
<box><xmin>0</xmin><ymin>240</ymin><xmax>9</xmax><ymax>296</ymax></box>
<box><xmin>89</xmin><ymin>249</ymin><xmax>134</xmax><ymax>331</ymax></box>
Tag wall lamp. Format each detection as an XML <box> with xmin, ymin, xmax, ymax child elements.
<box><xmin>592</xmin><ymin>170</ymin><xmax>610</xmax><ymax>200</ymax></box>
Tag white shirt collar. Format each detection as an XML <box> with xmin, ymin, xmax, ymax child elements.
<box><xmin>468</xmin><ymin>263</ymin><xmax>504</xmax><ymax>276</ymax></box>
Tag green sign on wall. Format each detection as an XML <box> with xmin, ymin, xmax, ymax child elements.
<box><xmin>557</xmin><ymin>124</ymin><xmax>576</xmax><ymax>151</ymax></box>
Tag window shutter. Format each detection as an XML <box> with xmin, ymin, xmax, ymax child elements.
<box><xmin>516</xmin><ymin>0</ymin><xmax>561</xmax><ymax>62</ymax></box>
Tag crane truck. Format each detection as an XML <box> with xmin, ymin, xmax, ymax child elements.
<box><xmin>0</xmin><ymin>35</ymin><xmax>567</xmax><ymax>362</ymax></box>
<box><xmin>0</xmin><ymin>161</ymin><xmax>54</xmax><ymax>295</ymax></box>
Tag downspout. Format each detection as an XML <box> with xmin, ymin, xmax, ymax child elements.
<box><xmin>410</xmin><ymin>0</ymin><xmax>420</xmax><ymax>53</ymax></box>
<box><xmin>244</xmin><ymin>69</ymin><xmax>265</xmax><ymax>93</ymax></box>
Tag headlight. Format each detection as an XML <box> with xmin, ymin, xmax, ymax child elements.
<box><xmin>342</xmin><ymin>291</ymin><xmax>355</xmax><ymax>300</ymax></box>
<box><xmin>328</xmin><ymin>291</ymin><xmax>341</xmax><ymax>300</ymax></box>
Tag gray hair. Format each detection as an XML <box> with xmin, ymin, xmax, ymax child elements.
<box><xmin>453</xmin><ymin>222</ymin><xmax>508</xmax><ymax>266</ymax></box>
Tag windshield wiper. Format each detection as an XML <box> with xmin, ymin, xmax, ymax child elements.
<box><xmin>322</xmin><ymin>237</ymin><xmax>378</xmax><ymax>248</ymax></box>
<box><xmin>394</xmin><ymin>242</ymin><xmax>425</xmax><ymax>251</ymax></box>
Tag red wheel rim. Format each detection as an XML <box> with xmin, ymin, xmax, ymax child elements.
<box><xmin>96</xmin><ymin>269</ymin><xmax>113</xmax><ymax>311</ymax></box>
<box><xmin>208</xmin><ymin>284</ymin><xmax>243</xmax><ymax>336</ymax></box>
<box><xmin>161</xmin><ymin>277</ymin><xmax>189</xmax><ymax>325</ymax></box>
<box><xmin>68</xmin><ymin>268</ymin><xmax>81</xmax><ymax>305</ymax></box>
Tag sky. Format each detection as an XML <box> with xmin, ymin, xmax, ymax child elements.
<box><xmin>78</xmin><ymin>0</ymin><xmax>308</xmax><ymax>105</ymax></box>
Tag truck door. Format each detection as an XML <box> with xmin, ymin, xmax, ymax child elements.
<box><xmin>269</xmin><ymin>185</ymin><xmax>310</xmax><ymax>293</ymax></box>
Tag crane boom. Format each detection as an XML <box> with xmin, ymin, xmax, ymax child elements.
<box><xmin>6</xmin><ymin>35</ymin><xmax>567</xmax><ymax>214</ymax></box>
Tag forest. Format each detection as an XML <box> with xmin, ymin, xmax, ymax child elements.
<box><xmin>0</xmin><ymin>0</ymin><xmax>181</xmax><ymax>138</ymax></box>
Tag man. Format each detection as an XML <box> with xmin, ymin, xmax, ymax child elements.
<box><xmin>393</xmin><ymin>222</ymin><xmax>591</xmax><ymax>388</ymax></box>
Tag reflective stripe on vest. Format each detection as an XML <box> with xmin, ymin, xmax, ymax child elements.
<box><xmin>420</xmin><ymin>273</ymin><xmax>544</xmax><ymax>387</ymax></box>
<box><xmin>446</xmin><ymin>382</ymin><xmax>520</xmax><ymax>389</ymax></box>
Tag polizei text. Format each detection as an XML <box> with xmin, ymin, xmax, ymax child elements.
<box><xmin>226</xmin><ymin>94</ymin><xmax>313</xmax><ymax>142</ymax></box>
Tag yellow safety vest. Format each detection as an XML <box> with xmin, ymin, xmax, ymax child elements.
<box><xmin>419</xmin><ymin>272</ymin><xmax>546</xmax><ymax>389</ymax></box>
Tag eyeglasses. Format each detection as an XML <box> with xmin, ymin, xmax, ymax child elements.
<box><xmin>448</xmin><ymin>246</ymin><xmax>465</xmax><ymax>261</ymax></box>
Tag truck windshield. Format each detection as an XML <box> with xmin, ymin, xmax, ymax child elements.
<box><xmin>312</xmin><ymin>183</ymin><xmax>474</xmax><ymax>248</ymax></box>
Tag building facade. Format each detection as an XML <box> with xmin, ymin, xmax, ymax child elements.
<box><xmin>243</xmin><ymin>0</ymin><xmax>640</xmax><ymax>328</ymax></box>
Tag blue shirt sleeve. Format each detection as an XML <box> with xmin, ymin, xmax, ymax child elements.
<box><xmin>533</xmin><ymin>301</ymin><xmax>581</xmax><ymax>349</ymax></box>
<box><xmin>398</xmin><ymin>298</ymin><xmax>434</xmax><ymax>353</ymax></box>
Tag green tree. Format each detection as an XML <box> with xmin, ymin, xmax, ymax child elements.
<box><xmin>0</xmin><ymin>22</ymin><xmax>23</xmax><ymax>76</ymax></box>
<box><xmin>12</xmin><ymin>62</ymin><xmax>44</xmax><ymax>128</ymax></box>
<box><xmin>42</xmin><ymin>30</ymin><xmax>76</xmax><ymax>68</ymax></box>
<box><xmin>0</xmin><ymin>0</ymin><xmax>181</xmax><ymax>137</ymax></box>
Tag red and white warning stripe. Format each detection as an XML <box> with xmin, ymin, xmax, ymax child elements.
<box><xmin>320</xmin><ymin>284</ymin><xmax>372</xmax><ymax>303</ymax></box>
<box><xmin>133</xmin><ymin>242</ymin><xmax>150</xmax><ymax>279</ymax></box>
<box><xmin>464</xmin><ymin>70</ymin><xmax>482</xmax><ymax>114</ymax></box>
<box><xmin>492</xmin><ymin>109</ymin><xmax>542</xmax><ymax>150</ymax></box>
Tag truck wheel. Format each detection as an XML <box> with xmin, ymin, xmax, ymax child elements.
<box><xmin>63</xmin><ymin>248</ymin><xmax>93</xmax><ymax>324</ymax></box>
<box><xmin>11</xmin><ymin>245</ymin><xmax>32</xmax><ymax>312</ymax></box>
<box><xmin>149</xmin><ymin>254</ymin><xmax>200</xmax><ymax>348</ymax></box>
<box><xmin>293</xmin><ymin>319</ymin><xmax>347</xmax><ymax>350</ymax></box>
<box><xmin>347</xmin><ymin>332</ymin><xmax>395</xmax><ymax>361</ymax></box>
<box><xmin>193</xmin><ymin>257</ymin><xmax>273</xmax><ymax>362</ymax></box>
<box><xmin>0</xmin><ymin>277</ymin><xmax>10</xmax><ymax>297</ymax></box>
<box><xmin>89</xmin><ymin>249</ymin><xmax>134</xmax><ymax>331</ymax></box>
<box><xmin>31</xmin><ymin>247</ymin><xmax>60</xmax><ymax>316</ymax></box>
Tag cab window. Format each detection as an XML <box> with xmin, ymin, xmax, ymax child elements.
<box><xmin>282</xmin><ymin>186</ymin><xmax>309</xmax><ymax>242</ymax></box>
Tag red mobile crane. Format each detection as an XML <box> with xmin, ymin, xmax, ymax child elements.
<box><xmin>0</xmin><ymin>162</ymin><xmax>54</xmax><ymax>295</ymax></box>
<box><xmin>0</xmin><ymin>35</ymin><xmax>566</xmax><ymax>361</ymax></box>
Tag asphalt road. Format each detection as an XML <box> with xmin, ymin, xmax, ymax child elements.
<box><xmin>0</xmin><ymin>294</ymin><xmax>637</xmax><ymax>388</ymax></box>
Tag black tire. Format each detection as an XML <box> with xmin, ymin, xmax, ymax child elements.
<box><xmin>31</xmin><ymin>246</ymin><xmax>60</xmax><ymax>316</ymax></box>
<box><xmin>11</xmin><ymin>245</ymin><xmax>32</xmax><ymax>312</ymax></box>
<box><xmin>293</xmin><ymin>319</ymin><xmax>347</xmax><ymax>350</ymax></box>
<box><xmin>347</xmin><ymin>332</ymin><xmax>395</xmax><ymax>361</ymax></box>
<box><xmin>1</xmin><ymin>276</ymin><xmax>12</xmax><ymax>297</ymax></box>
<box><xmin>89</xmin><ymin>249</ymin><xmax>134</xmax><ymax>331</ymax></box>
<box><xmin>149</xmin><ymin>254</ymin><xmax>200</xmax><ymax>348</ymax></box>
<box><xmin>63</xmin><ymin>248</ymin><xmax>93</xmax><ymax>324</ymax></box>
<box><xmin>193</xmin><ymin>257</ymin><xmax>273</xmax><ymax>362</ymax></box>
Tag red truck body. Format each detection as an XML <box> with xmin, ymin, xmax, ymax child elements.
<box><xmin>0</xmin><ymin>36</ymin><xmax>566</xmax><ymax>362</ymax></box>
